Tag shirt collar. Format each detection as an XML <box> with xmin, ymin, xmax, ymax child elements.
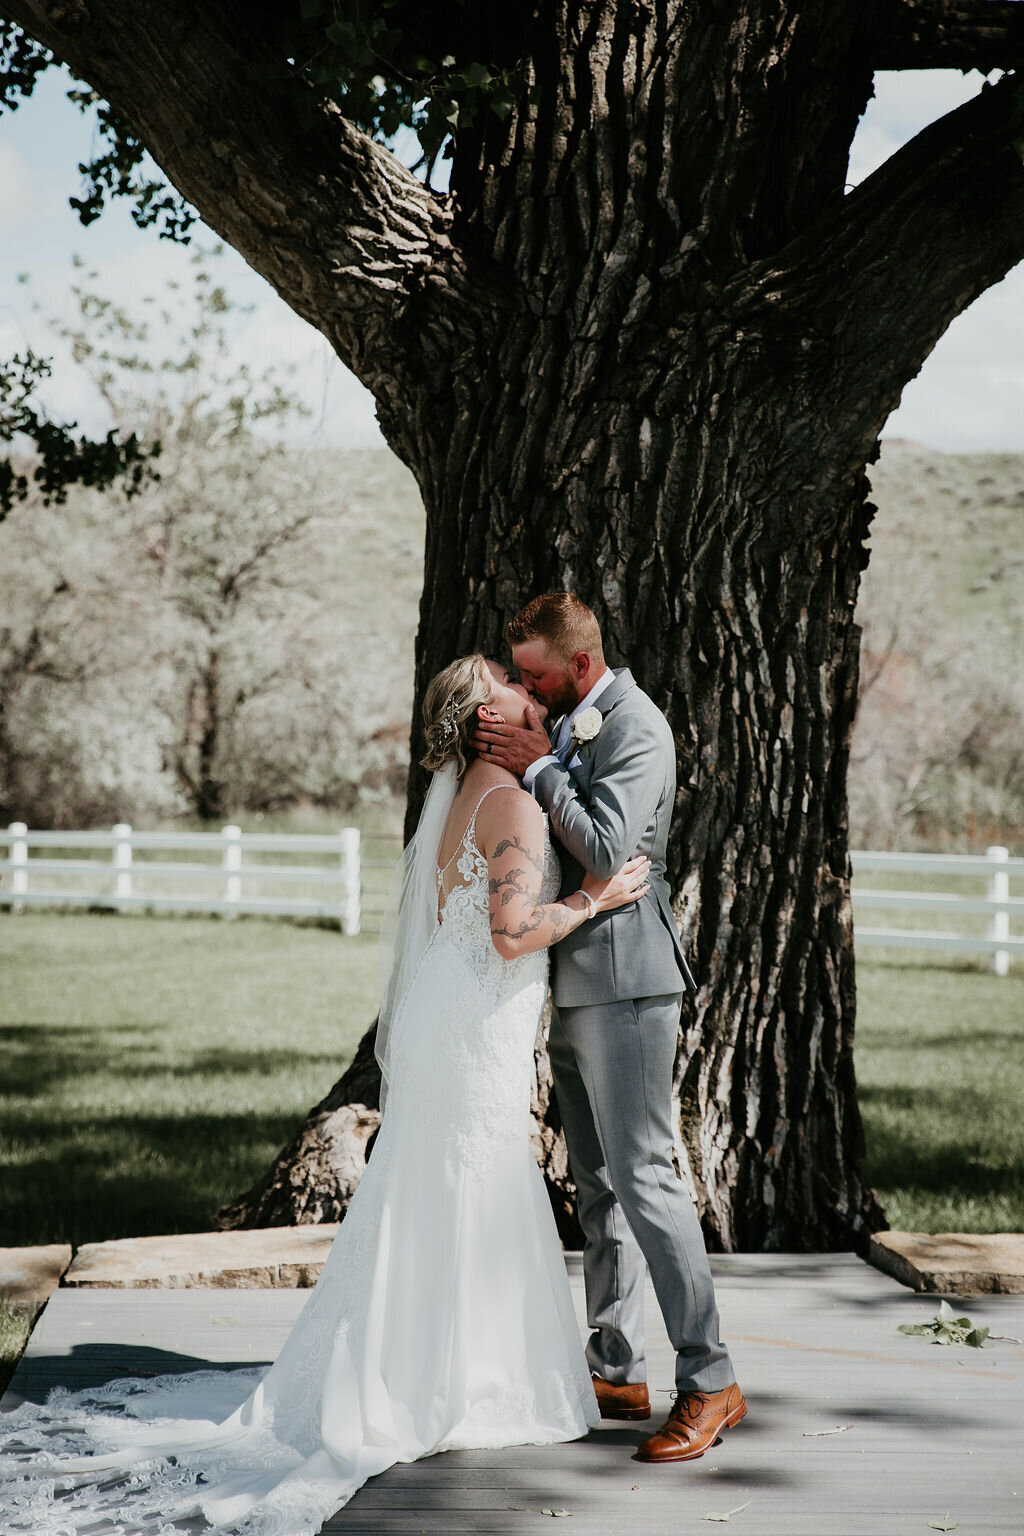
<box><xmin>556</xmin><ymin>667</ymin><xmax>616</xmax><ymax>747</ymax></box>
<box><xmin>572</xmin><ymin>667</ymin><xmax>616</xmax><ymax>718</ymax></box>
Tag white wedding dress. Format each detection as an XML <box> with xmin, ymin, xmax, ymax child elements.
<box><xmin>0</xmin><ymin>783</ymin><xmax>598</xmax><ymax>1535</ymax></box>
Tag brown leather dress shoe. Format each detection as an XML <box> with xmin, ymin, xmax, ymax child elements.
<box><xmin>634</xmin><ymin>1382</ymin><xmax>747</xmax><ymax>1462</ymax></box>
<box><xmin>591</xmin><ymin>1374</ymin><xmax>652</xmax><ymax>1421</ymax></box>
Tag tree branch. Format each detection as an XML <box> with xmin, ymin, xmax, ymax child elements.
<box><xmin>2</xmin><ymin>1</ymin><xmax>464</xmax><ymax>397</ymax></box>
<box><xmin>875</xmin><ymin>0</ymin><xmax>1024</xmax><ymax>71</ymax></box>
<box><xmin>756</xmin><ymin>73</ymin><xmax>1024</xmax><ymax>470</ymax></box>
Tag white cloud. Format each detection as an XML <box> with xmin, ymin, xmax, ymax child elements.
<box><xmin>885</xmin><ymin>264</ymin><xmax>1024</xmax><ymax>451</ymax></box>
<box><xmin>0</xmin><ymin>140</ymin><xmax>39</xmax><ymax>226</ymax></box>
<box><xmin>849</xmin><ymin>68</ymin><xmax>998</xmax><ymax>187</ymax></box>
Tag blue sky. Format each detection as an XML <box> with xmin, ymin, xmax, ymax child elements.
<box><xmin>2</xmin><ymin>64</ymin><xmax>1022</xmax><ymax>452</ymax></box>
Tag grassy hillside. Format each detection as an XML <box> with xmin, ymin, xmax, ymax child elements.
<box><xmin>856</xmin><ymin>440</ymin><xmax>1023</xmax><ymax>851</ymax></box>
<box><xmin>865</xmin><ymin>439</ymin><xmax>1024</xmax><ymax>631</ymax></box>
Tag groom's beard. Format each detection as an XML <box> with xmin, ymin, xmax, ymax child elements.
<box><xmin>534</xmin><ymin>675</ymin><xmax>579</xmax><ymax>719</ymax></box>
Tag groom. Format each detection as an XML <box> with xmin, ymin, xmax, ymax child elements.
<box><xmin>473</xmin><ymin>592</ymin><xmax>746</xmax><ymax>1463</ymax></box>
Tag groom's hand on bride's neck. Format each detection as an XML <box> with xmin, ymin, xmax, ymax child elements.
<box><xmin>471</xmin><ymin>703</ymin><xmax>551</xmax><ymax>776</ymax></box>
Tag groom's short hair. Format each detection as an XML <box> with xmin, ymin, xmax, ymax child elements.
<box><xmin>507</xmin><ymin>592</ymin><xmax>604</xmax><ymax>664</ymax></box>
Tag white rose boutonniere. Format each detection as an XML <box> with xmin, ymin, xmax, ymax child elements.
<box><xmin>571</xmin><ymin>706</ymin><xmax>604</xmax><ymax>757</ymax></box>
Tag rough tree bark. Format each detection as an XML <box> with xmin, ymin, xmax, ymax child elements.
<box><xmin>9</xmin><ymin>0</ymin><xmax>1024</xmax><ymax>1248</ymax></box>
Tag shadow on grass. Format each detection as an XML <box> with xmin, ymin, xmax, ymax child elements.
<box><xmin>0</xmin><ymin>1111</ymin><xmax>314</xmax><ymax>1248</ymax></box>
<box><xmin>858</xmin><ymin>1028</ymin><xmax>1024</xmax><ymax>1051</ymax></box>
<box><xmin>1</xmin><ymin>1019</ymin><xmax>358</xmax><ymax>1246</ymax></box>
<box><xmin>860</xmin><ymin>1081</ymin><xmax>1024</xmax><ymax>1219</ymax></box>
<box><xmin>0</xmin><ymin>1023</ymin><xmax>347</xmax><ymax>1097</ymax></box>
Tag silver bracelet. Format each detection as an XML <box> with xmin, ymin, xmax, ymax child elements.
<box><xmin>574</xmin><ymin>889</ymin><xmax>598</xmax><ymax>921</ymax></box>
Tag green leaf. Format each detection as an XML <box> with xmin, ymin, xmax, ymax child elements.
<box><xmin>463</xmin><ymin>61</ymin><xmax>492</xmax><ymax>88</ymax></box>
<box><xmin>899</xmin><ymin>1304</ymin><xmax>990</xmax><ymax>1348</ymax></box>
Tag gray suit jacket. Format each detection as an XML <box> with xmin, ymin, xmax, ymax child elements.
<box><xmin>534</xmin><ymin>668</ymin><xmax>697</xmax><ymax>1008</ymax></box>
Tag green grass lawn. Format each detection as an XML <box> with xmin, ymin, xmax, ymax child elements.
<box><xmin>856</xmin><ymin>956</ymin><xmax>1024</xmax><ymax>1233</ymax></box>
<box><xmin>1</xmin><ymin>914</ymin><xmax>1021</xmax><ymax>1255</ymax></box>
<box><xmin>0</xmin><ymin>912</ymin><xmax>378</xmax><ymax>1250</ymax></box>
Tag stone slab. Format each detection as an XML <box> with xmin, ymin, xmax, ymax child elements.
<box><xmin>0</xmin><ymin>1243</ymin><xmax>72</xmax><ymax>1316</ymax></box>
<box><xmin>869</xmin><ymin>1229</ymin><xmax>1024</xmax><ymax>1295</ymax></box>
<box><xmin>63</xmin><ymin>1225</ymin><xmax>341</xmax><ymax>1289</ymax></box>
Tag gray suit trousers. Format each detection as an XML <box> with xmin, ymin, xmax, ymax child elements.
<box><xmin>549</xmin><ymin>994</ymin><xmax>735</xmax><ymax>1394</ymax></box>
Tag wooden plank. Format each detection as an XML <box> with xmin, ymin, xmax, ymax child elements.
<box><xmin>3</xmin><ymin>1258</ymin><xmax>1023</xmax><ymax>1536</ymax></box>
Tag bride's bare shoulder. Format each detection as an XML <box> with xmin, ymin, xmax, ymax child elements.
<box><xmin>473</xmin><ymin>775</ymin><xmax>543</xmax><ymax>849</ymax></box>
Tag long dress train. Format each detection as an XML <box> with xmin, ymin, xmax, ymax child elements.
<box><xmin>0</xmin><ymin>789</ymin><xmax>598</xmax><ymax>1535</ymax></box>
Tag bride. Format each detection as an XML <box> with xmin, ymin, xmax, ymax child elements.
<box><xmin>0</xmin><ymin>654</ymin><xmax>651</xmax><ymax>1536</ymax></box>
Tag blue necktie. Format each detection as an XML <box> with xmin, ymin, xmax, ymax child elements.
<box><xmin>555</xmin><ymin>720</ymin><xmax>575</xmax><ymax>764</ymax></box>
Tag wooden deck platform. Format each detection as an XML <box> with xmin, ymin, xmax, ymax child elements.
<box><xmin>4</xmin><ymin>1254</ymin><xmax>1023</xmax><ymax>1534</ymax></box>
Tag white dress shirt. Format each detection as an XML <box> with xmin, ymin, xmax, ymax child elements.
<box><xmin>522</xmin><ymin>667</ymin><xmax>617</xmax><ymax>791</ymax></box>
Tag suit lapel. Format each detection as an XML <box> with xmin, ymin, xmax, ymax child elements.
<box><xmin>567</xmin><ymin>669</ymin><xmax>635</xmax><ymax>790</ymax></box>
<box><xmin>593</xmin><ymin>667</ymin><xmax>636</xmax><ymax>717</ymax></box>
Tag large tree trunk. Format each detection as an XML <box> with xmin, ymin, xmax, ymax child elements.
<box><xmin>219</xmin><ymin>352</ymin><xmax>885</xmax><ymax>1248</ymax></box>
<box><xmin>213</xmin><ymin>2</ymin><xmax>1024</xmax><ymax>1253</ymax></box>
<box><xmin>9</xmin><ymin>0</ymin><xmax>1024</xmax><ymax>1250</ymax></box>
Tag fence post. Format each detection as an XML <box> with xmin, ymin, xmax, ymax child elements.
<box><xmin>113</xmin><ymin>823</ymin><xmax>133</xmax><ymax>904</ymax></box>
<box><xmin>341</xmin><ymin>827</ymin><xmax>361</xmax><ymax>936</ymax></box>
<box><xmin>9</xmin><ymin>822</ymin><xmax>28</xmax><ymax>914</ymax></box>
<box><xmin>222</xmin><ymin>825</ymin><xmax>242</xmax><ymax>916</ymax></box>
<box><xmin>987</xmin><ymin>844</ymin><xmax>1010</xmax><ymax>977</ymax></box>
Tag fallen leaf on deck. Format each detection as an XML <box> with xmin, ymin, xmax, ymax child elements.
<box><xmin>802</xmin><ymin>1425</ymin><xmax>853</xmax><ymax>1436</ymax></box>
<box><xmin>703</xmin><ymin>1501</ymin><xmax>752</xmax><ymax>1522</ymax></box>
<box><xmin>541</xmin><ymin>1511</ymin><xmax>572</xmax><ymax>1518</ymax></box>
<box><xmin>899</xmin><ymin>1300</ymin><xmax>989</xmax><ymax>1348</ymax></box>
<box><xmin>927</xmin><ymin>1517</ymin><xmax>958</xmax><ymax>1532</ymax></box>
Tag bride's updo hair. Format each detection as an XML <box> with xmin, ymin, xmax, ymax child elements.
<box><xmin>421</xmin><ymin>653</ymin><xmax>492</xmax><ymax>780</ymax></box>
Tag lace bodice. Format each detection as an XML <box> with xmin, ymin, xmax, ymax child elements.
<box><xmin>436</xmin><ymin>784</ymin><xmax>562</xmax><ymax>976</ymax></box>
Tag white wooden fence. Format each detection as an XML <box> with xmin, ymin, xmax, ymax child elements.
<box><xmin>0</xmin><ymin>825</ymin><xmax>1021</xmax><ymax>969</ymax></box>
<box><xmin>0</xmin><ymin>823</ymin><xmax>398</xmax><ymax>935</ymax></box>
<box><xmin>851</xmin><ymin>845</ymin><xmax>1023</xmax><ymax>975</ymax></box>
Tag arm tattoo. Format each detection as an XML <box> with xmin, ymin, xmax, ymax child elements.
<box><xmin>489</xmin><ymin>833</ymin><xmax>582</xmax><ymax>947</ymax></box>
<box><xmin>491</xmin><ymin>910</ymin><xmax>546</xmax><ymax>940</ymax></box>
<box><xmin>491</xmin><ymin>835</ymin><xmax>544</xmax><ymax>874</ymax></box>
<box><xmin>488</xmin><ymin>866</ymin><xmax>535</xmax><ymax>907</ymax></box>
<box><xmin>490</xmin><ymin>898</ymin><xmax>583</xmax><ymax>944</ymax></box>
